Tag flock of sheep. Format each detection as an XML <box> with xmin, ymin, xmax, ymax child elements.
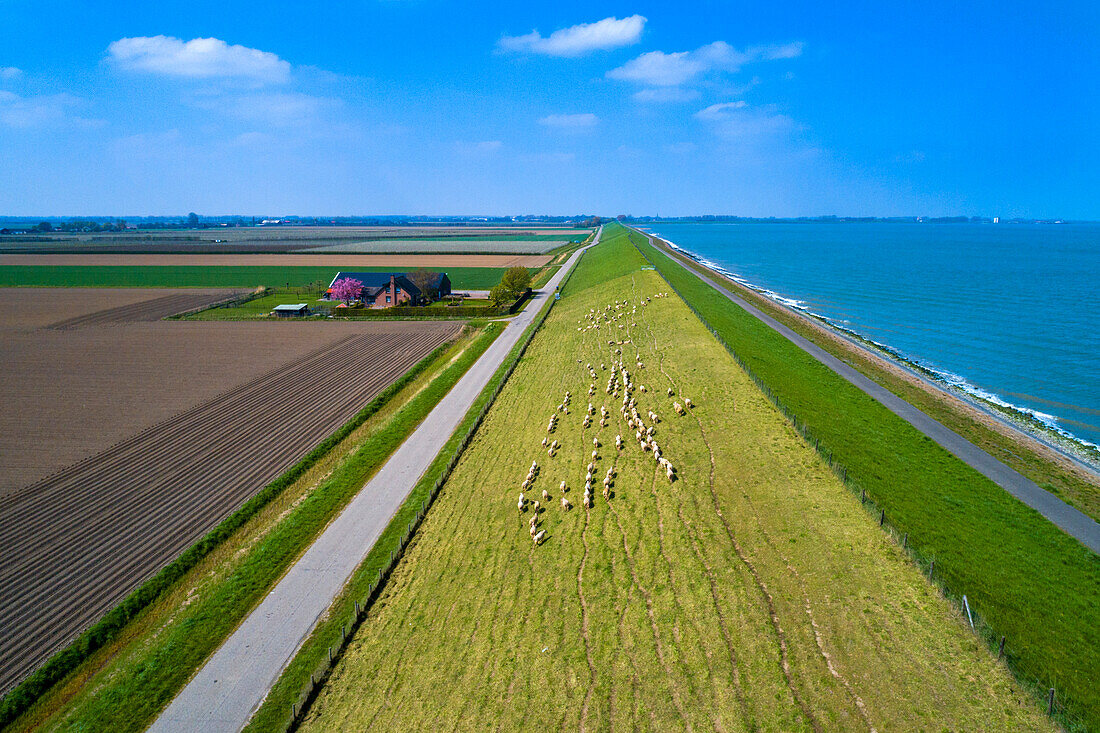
<box><xmin>518</xmin><ymin>291</ymin><xmax>695</xmax><ymax>547</ymax></box>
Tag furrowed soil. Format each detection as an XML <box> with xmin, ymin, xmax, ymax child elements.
<box><xmin>299</xmin><ymin>230</ymin><xmax>1049</xmax><ymax>731</ymax></box>
<box><xmin>0</xmin><ymin>288</ymin><xmax>461</xmax><ymax>694</ymax></box>
<box><xmin>0</xmin><ymin>254</ymin><xmax>552</xmax><ymax>268</ymax></box>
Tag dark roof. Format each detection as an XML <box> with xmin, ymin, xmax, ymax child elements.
<box><xmin>329</xmin><ymin>272</ymin><xmax>422</xmax><ymax>298</ymax></box>
<box><xmin>329</xmin><ymin>272</ymin><xmax>405</xmax><ymax>289</ymax></box>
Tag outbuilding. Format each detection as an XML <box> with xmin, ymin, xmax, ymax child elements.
<box><xmin>272</xmin><ymin>303</ymin><xmax>310</xmax><ymax>318</ymax></box>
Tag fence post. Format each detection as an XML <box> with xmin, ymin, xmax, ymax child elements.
<box><xmin>879</xmin><ymin>509</ymin><xmax>885</xmax><ymax>526</ymax></box>
<box><xmin>1048</xmin><ymin>688</ymin><xmax>1055</xmax><ymax>715</ymax></box>
<box><xmin>929</xmin><ymin>559</ymin><xmax>935</xmax><ymax>578</ymax></box>
<box><xmin>998</xmin><ymin>636</ymin><xmax>1006</xmax><ymax>660</ymax></box>
<box><xmin>902</xmin><ymin>532</ymin><xmax>908</xmax><ymax>549</ymax></box>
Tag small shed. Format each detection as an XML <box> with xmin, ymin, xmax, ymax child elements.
<box><xmin>272</xmin><ymin>303</ymin><xmax>310</xmax><ymax>318</ymax></box>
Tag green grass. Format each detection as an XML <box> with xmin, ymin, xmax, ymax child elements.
<box><xmin>293</xmin><ymin>227</ymin><xmax>1050</xmax><ymax>731</ymax></box>
<box><xmin>0</xmin><ymin>265</ymin><xmax>524</xmax><ymax>290</ymax></box>
<box><xmin>245</xmin><ymin>284</ymin><xmax>566</xmax><ymax>733</ymax></box>
<box><xmin>627</xmin><ymin>224</ymin><xmax>1100</xmax><ymax>730</ymax></box>
<box><xmin>4</xmin><ymin>324</ymin><xmax>502</xmax><ymax>733</ymax></box>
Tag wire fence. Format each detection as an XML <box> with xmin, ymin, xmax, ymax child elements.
<box><xmin>627</xmin><ymin>229</ymin><xmax>1078</xmax><ymax>729</ymax></box>
<box><xmin>282</xmin><ymin>236</ymin><xmax>595</xmax><ymax>731</ymax></box>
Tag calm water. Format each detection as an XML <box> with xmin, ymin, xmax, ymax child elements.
<box><xmin>649</xmin><ymin>221</ymin><xmax>1100</xmax><ymax>449</ymax></box>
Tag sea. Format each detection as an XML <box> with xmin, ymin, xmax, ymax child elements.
<box><xmin>646</xmin><ymin>221</ymin><xmax>1100</xmax><ymax>454</ymax></box>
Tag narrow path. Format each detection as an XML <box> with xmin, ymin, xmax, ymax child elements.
<box><xmin>638</xmin><ymin>230</ymin><xmax>1100</xmax><ymax>555</ymax></box>
<box><xmin>149</xmin><ymin>232</ymin><xmax>599</xmax><ymax>733</ymax></box>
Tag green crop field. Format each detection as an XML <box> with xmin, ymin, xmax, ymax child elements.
<box><xmin>299</xmin><ymin>226</ymin><xmax>1049</xmax><ymax>731</ymax></box>
<box><xmin>629</xmin><ymin>225</ymin><xmax>1100</xmax><ymax>730</ymax></box>
<box><xmin>0</xmin><ymin>265</ymin><xmax>520</xmax><ymax>290</ymax></box>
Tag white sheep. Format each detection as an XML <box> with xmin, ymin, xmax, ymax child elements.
<box><xmin>673</xmin><ymin>402</ymin><xmax>685</xmax><ymax>415</ymax></box>
<box><xmin>533</xmin><ymin>529</ymin><xmax>546</xmax><ymax>545</ymax></box>
<box><xmin>685</xmin><ymin>398</ymin><xmax>694</xmax><ymax>409</ymax></box>
<box><xmin>559</xmin><ymin>480</ymin><xmax>567</xmax><ymax>491</ymax></box>
<box><xmin>517</xmin><ymin>493</ymin><xmax>526</xmax><ymax>511</ymax></box>
<box><xmin>561</xmin><ymin>496</ymin><xmax>571</xmax><ymax>511</ymax></box>
<box><xmin>667</xmin><ymin>387</ymin><xmax>674</xmax><ymax>396</ymax></box>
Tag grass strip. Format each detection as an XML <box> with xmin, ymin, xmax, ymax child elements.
<box><xmin>0</xmin><ymin>265</ymin><xmax>524</xmax><ymax>290</ymax></box>
<box><xmin>246</xmin><ymin>245</ymin><xmax>589</xmax><ymax>732</ymax></box>
<box><xmin>627</xmin><ymin>223</ymin><xmax>1100</xmax><ymax>731</ymax></box>
<box><xmin>1</xmin><ymin>325</ymin><xmax>500</xmax><ymax>732</ymax></box>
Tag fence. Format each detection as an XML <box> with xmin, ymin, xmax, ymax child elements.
<box><xmin>282</xmin><ymin>247</ymin><xmax>590</xmax><ymax>730</ymax></box>
<box><xmin>626</xmin><ymin>228</ymin><xmax>1078</xmax><ymax>727</ymax></box>
<box><xmin>327</xmin><ymin>289</ymin><xmax>532</xmax><ymax>319</ymax></box>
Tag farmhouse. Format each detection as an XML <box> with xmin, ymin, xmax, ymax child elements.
<box><xmin>327</xmin><ymin>271</ymin><xmax>452</xmax><ymax>308</ymax></box>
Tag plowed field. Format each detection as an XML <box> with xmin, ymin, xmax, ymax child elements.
<box><xmin>0</xmin><ymin>289</ymin><xmax>461</xmax><ymax>694</ymax></box>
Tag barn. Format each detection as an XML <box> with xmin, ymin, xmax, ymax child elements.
<box><xmin>272</xmin><ymin>303</ymin><xmax>310</xmax><ymax>318</ymax></box>
<box><xmin>327</xmin><ymin>272</ymin><xmax>451</xmax><ymax>308</ymax></box>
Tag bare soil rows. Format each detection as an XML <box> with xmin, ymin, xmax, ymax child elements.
<box><xmin>0</xmin><ymin>321</ymin><xmax>458</xmax><ymax>695</ymax></box>
<box><xmin>0</xmin><ymin>254</ymin><xmax>552</xmax><ymax>268</ymax></box>
<box><xmin>47</xmin><ymin>291</ymin><xmax>244</xmax><ymax>329</ymax></box>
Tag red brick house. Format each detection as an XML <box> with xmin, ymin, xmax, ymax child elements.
<box><xmin>326</xmin><ymin>271</ymin><xmax>451</xmax><ymax>309</ymax></box>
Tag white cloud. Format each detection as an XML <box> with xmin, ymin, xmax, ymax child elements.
<box><xmin>538</xmin><ymin>113</ymin><xmax>598</xmax><ymax>129</ymax></box>
<box><xmin>107</xmin><ymin>36</ymin><xmax>290</xmax><ymax>84</ymax></box>
<box><xmin>694</xmin><ymin>101</ymin><xmax>748</xmax><ymax>121</ymax></box>
<box><xmin>499</xmin><ymin>15</ymin><xmax>645</xmax><ymax>57</ymax></box>
<box><xmin>608</xmin><ymin>40</ymin><xmax>802</xmax><ymax>87</ymax></box>
<box><xmin>195</xmin><ymin>91</ymin><xmax>334</xmax><ymax>126</ymax></box>
<box><xmin>633</xmin><ymin>87</ymin><xmax>699</xmax><ymax>103</ymax></box>
<box><xmin>695</xmin><ymin>103</ymin><xmax>796</xmax><ymax>142</ymax></box>
<box><xmin>0</xmin><ymin>67</ymin><xmax>22</xmax><ymax>80</ymax></box>
<box><xmin>0</xmin><ymin>90</ymin><xmax>100</xmax><ymax>127</ymax></box>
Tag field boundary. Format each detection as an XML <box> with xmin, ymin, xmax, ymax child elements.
<box><xmin>0</xmin><ymin>338</ymin><xmax>458</xmax><ymax>727</ymax></box>
<box><xmin>626</xmin><ymin>225</ymin><xmax>1087</xmax><ymax>730</ymax></box>
<box><xmin>262</xmin><ymin>235</ymin><xmax>593</xmax><ymax>732</ymax></box>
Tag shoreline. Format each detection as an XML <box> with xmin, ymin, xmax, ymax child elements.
<box><xmin>646</xmin><ymin>230</ymin><xmax>1100</xmax><ymax>475</ymax></box>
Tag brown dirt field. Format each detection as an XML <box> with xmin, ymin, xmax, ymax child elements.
<box><xmin>0</xmin><ymin>254</ymin><xmax>552</xmax><ymax>267</ymax></box>
<box><xmin>0</xmin><ymin>288</ymin><xmax>240</xmax><ymax>330</ymax></box>
<box><xmin>0</xmin><ymin>311</ymin><xmax>461</xmax><ymax>693</ymax></box>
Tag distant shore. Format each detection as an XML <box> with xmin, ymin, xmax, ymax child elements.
<box><xmin>644</xmin><ymin>231</ymin><xmax>1100</xmax><ymax>476</ymax></box>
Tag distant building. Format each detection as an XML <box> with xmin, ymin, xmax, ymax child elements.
<box><xmin>272</xmin><ymin>303</ymin><xmax>310</xmax><ymax>317</ymax></box>
<box><xmin>326</xmin><ymin>272</ymin><xmax>451</xmax><ymax>308</ymax></box>
<box><xmin>993</xmin><ymin>217</ymin><xmax>1000</xmax><ymax>224</ymax></box>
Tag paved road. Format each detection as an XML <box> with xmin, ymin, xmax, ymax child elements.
<box><xmin>150</xmin><ymin>231</ymin><xmax>599</xmax><ymax>732</ymax></box>
<box><xmin>643</xmin><ymin>232</ymin><xmax>1100</xmax><ymax>555</ymax></box>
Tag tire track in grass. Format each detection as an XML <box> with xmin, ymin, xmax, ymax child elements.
<box><xmin>731</xmin><ymin>475</ymin><xmax>877</xmax><ymax>732</ymax></box>
<box><xmin>605</xmin><ymin>493</ymin><xmax>691</xmax><ymax>728</ymax></box>
<box><xmin>687</xmin><ymin>380</ymin><xmax>819</xmax><ymax>733</ymax></box>
<box><xmin>633</xmin><ymin>272</ymin><xmax>818</xmax><ymax>731</ymax></box>
<box><xmin>631</xmin><ymin>275</ymin><xmax>752</xmax><ymax>727</ymax></box>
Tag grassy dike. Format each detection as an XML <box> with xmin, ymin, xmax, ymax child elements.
<box><xmin>3</xmin><ymin>324</ymin><xmax>501</xmax><ymax>733</ymax></box>
<box><xmin>628</xmin><ymin>224</ymin><xmax>1100</xmax><ymax>730</ymax></box>
<box><xmin>245</xmin><ymin>244</ymin><xmax>584</xmax><ymax>732</ymax></box>
<box><xmin>292</xmin><ymin>227</ymin><xmax>1049</xmax><ymax>731</ymax></box>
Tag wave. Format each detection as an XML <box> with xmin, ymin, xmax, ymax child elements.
<box><xmin>652</xmin><ymin>231</ymin><xmax>1100</xmax><ymax>456</ymax></box>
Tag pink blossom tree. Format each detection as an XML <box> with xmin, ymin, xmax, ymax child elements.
<box><xmin>330</xmin><ymin>277</ymin><xmax>363</xmax><ymax>305</ymax></box>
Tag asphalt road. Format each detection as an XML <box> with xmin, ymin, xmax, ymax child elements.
<box><xmin>645</xmin><ymin>232</ymin><xmax>1100</xmax><ymax>555</ymax></box>
<box><xmin>148</xmin><ymin>231</ymin><xmax>598</xmax><ymax>733</ymax></box>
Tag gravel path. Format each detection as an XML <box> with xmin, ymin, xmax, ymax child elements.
<box><xmin>644</xmin><ymin>232</ymin><xmax>1100</xmax><ymax>555</ymax></box>
<box><xmin>148</xmin><ymin>231</ymin><xmax>598</xmax><ymax>733</ymax></box>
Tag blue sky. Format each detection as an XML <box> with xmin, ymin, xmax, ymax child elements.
<box><xmin>0</xmin><ymin>0</ymin><xmax>1097</xmax><ymax>217</ymax></box>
